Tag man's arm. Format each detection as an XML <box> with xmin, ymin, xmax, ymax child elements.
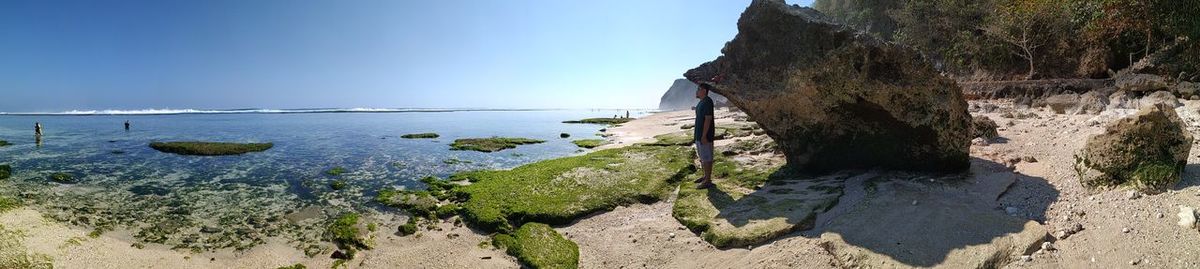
<box><xmin>701</xmin><ymin>115</ymin><xmax>714</xmax><ymax>143</ymax></box>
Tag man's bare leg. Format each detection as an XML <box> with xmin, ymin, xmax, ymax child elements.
<box><xmin>697</xmin><ymin>161</ymin><xmax>714</xmax><ymax>188</ymax></box>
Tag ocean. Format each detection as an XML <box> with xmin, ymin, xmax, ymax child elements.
<box><xmin>0</xmin><ymin>108</ymin><xmax>645</xmax><ymax>251</ymax></box>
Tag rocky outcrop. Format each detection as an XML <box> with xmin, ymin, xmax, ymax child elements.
<box><xmin>658</xmin><ymin>79</ymin><xmax>729</xmax><ymax>111</ymax></box>
<box><xmin>1115</xmin><ymin>73</ymin><xmax>1169</xmax><ymax>92</ymax></box>
<box><xmin>684</xmin><ymin>0</ymin><xmax>970</xmax><ymax>172</ymax></box>
<box><xmin>1075</xmin><ymin>104</ymin><xmax>1192</xmax><ymax>193</ymax></box>
<box><xmin>1175</xmin><ymin>81</ymin><xmax>1199</xmax><ymax>100</ymax></box>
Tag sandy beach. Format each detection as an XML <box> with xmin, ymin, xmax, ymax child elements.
<box><xmin>4</xmin><ymin>101</ymin><xmax>1200</xmax><ymax>268</ymax></box>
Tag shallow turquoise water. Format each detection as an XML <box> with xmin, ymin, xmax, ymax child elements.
<box><xmin>0</xmin><ymin>110</ymin><xmax>639</xmax><ymax>194</ymax></box>
<box><xmin>0</xmin><ymin>109</ymin><xmax>648</xmax><ymax>251</ymax></box>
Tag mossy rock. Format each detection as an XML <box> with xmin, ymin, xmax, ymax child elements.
<box><xmin>1075</xmin><ymin>104</ymin><xmax>1192</xmax><ymax>193</ymax></box>
<box><xmin>401</xmin><ymin>133</ymin><xmax>440</xmax><ymax>139</ymax></box>
<box><xmin>376</xmin><ymin>189</ymin><xmax>440</xmax><ymax>219</ymax></box>
<box><xmin>494</xmin><ymin>222</ymin><xmax>578</xmax><ymax>269</ymax></box>
<box><xmin>454</xmin><ymin>145</ymin><xmax>695</xmax><ymax>232</ymax></box>
<box><xmin>562</xmin><ymin>118</ymin><xmax>632</xmax><ymax>125</ymax></box>
<box><xmin>571</xmin><ymin>139</ymin><xmax>605</xmax><ymax>149</ymax></box>
<box><xmin>48</xmin><ymin>172</ymin><xmax>78</xmax><ymax>184</ymax></box>
<box><xmin>397</xmin><ymin>218</ymin><xmax>418</xmax><ymax>236</ymax></box>
<box><xmin>326</xmin><ymin>213</ymin><xmax>372</xmax><ymax>254</ymax></box>
<box><xmin>325</xmin><ymin>166</ymin><xmax>347</xmax><ymax>176</ymax></box>
<box><xmin>149</xmin><ymin>141</ymin><xmax>273</xmax><ymax>156</ymax></box>
<box><xmin>673</xmin><ymin>163</ymin><xmax>845</xmax><ymax>248</ymax></box>
<box><xmin>0</xmin><ymin>140</ymin><xmax>11</xmax><ymax>147</ymax></box>
<box><xmin>329</xmin><ymin>180</ymin><xmax>347</xmax><ymax>190</ymax></box>
<box><xmin>450</xmin><ymin>137</ymin><xmax>545</xmax><ymax>152</ymax></box>
<box><xmin>0</xmin><ymin>165</ymin><xmax>10</xmax><ymax>180</ymax></box>
<box><xmin>646</xmin><ymin>132</ymin><xmax>694</xmax><ymax>146</ymax></box>
<box><xmin>274</xmin><ymin>264</ymin><xmax>306</xmax><ymax>269</ymax></box>
<box><xmin>970</xmin><ymin>115</ymin><xmax>999</xmax><ymax>140</ymax></box>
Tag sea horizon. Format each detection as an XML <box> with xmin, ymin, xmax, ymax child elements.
<box><xmin>0</xmin><ymin>107</ymin><xmax>661</xmax><ymax>116</ymax></box>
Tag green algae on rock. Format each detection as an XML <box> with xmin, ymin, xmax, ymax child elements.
<box><xmin>646</xmin><ymin>132</ymin><xmax>694</xmax><ymax>146</ymax></box>
<box><xmin>570</xmin><ymin>139</ymin><xmax>605</xmax><ymax>149</ymax></box>
<box><xmin>494</xmin><ymin>222</ymin><xmax>578</xmax><ymax>269</ymax></box>
<box><xmin>0</xmin><ymin>196</ymin><xmax>19</xmax><ymax>213</ymax></box>
<box><xmin>0</xmin><ymin>164</ymin><xmax>10</xmax><ymax>180</ymax></box>
<box><xmin>562</xmin><ymin>118</ymin><xmax>632</xmax><ymax>125</ymax></box>
<box><xmin>673</xmin><ymin>161</ymin><xmax>845</xmax><ymax>248</ymax></box>
<box><xmin>401</xmin><ymin>133</ymin><xmax>440</xmax><ymax>139</ymax></box>
<box><xmin>0</xmin><ymin>140</ymin><xmax>11</xmax><ymax>147</ymax></box>
<box><xmin>453</xmin><ymin>145</ymin><xmax>695</xmax><ymax>232</ymax></box>
<box><xmin>450</xmin><ymin>137</ymin><xmax>545</xmax><ymax>152</ymax></box>
<box><xmin>325</xmin><ymin>166</ymin><xmax>347</xmax><ymax>176</ymax></box>
<box><xmin>48</xmin><ymin>172</ymin><xmax>77</xmax><ymax>184</ymax></box>
<box><xmin>1075</xmin><ymin>104</ymin><xmax>1192</xmax><ymax>193</ymax></box>
<box><xmin>149</xmin><ymin>141</ymin><xmax>273</xmax><ymax>156</ymax></box>
<box><xmin>326</xmin><ymin>213</ymin><xmax>372</xmax><ymax>258</ymax></box>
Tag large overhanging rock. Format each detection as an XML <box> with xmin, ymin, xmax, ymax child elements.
<box><xmin>684</xmin><ymin>0</ymin><xmax>970</xmax><ymax>173</ymax></box>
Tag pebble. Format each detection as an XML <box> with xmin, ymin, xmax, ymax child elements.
<box><xmin>1179</xmin><ymin>206</ymin><xmax>1197</xmax><ymax>228</ymax></box>
<box><xmin>1071</xmin><ymin>223</ymin><xmax>1084</xmax><ymax>233</ymax></box>
<box><xmin>1122</xmin><ymin>227</ymin><xmax>1131</xmax><ymax>233</ymax></box>
<box><xmin>1131</xmin><ymin>259</ymin><xmax>1140</xmax><ymax>265</ymax></box>
<box><xmin>669</xmin><ymin>233</ymin><xmax>676</xmax><ymax>239</ymax></box>
<box><xmin>1157</xmin><ymin>212</ymin><xmax>1164</xmax><ymax>219</ymax></box>
<box><xmin>1020</xmin><ymin>255</ymin><xmax>1032</xmax><ymax>262</ymax></box>
<box><xmin>1006</xmin><ymin>207</ymin><xmax>1021</xmax><ymax>216</ymax></box>
<box><xmin>1127</xmin><ymin>190</ymin><xmax>1141</xmax><ymax>200</ymax></box>
<box><xmin>1041</xmin><ymin>242</ymin><xmax>1054</xmax><ymax>251</ymax></box>
<box><xmin>912</xmin><ymin>200</ymin><xmax>918</xmax><ymax>206</ymax></box>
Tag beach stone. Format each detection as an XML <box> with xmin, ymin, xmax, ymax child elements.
<box><xmin>1139</xmin><ymin>91</ymin><xmax>1182</xmax><ymax>108</ymax></box>
<box><xmin>1043</xmin><ymin>93</ymin><xmax>1080</xmax><ymax>114</ymax></box>
<box><xmin>1116</xmin><ymin>73</ymin><xmax>1169</xmax><ymax>92</ymax></box>
<box><xmin>1108</xmin><ymin>90</ymin><xmax>1139</xmax><ymax>110</ymax></box>
<box><xmin>1075</xmin><ymin>91</ymin><xmax>1109</xmax><ymax>114</ymax></box>
<box><xmin>1173</xmin><ymin>81</ymin><xmax>1199</xmax><ymax>99</ymax></box>
<box><xmin>971</xmin><ymin>116</ymin><xmax>999</xmax><ymax>141</ymax></box>
<box><xmin>683</xmin><ymin>0</ymin><xmax>970</xmax><ymax>173</ymax></box>
<box><xmin>971</xmin><ymin>138</ymin><xmax>989</xmax><ymax>147</ymax></box>
<box><xmin>1179</xmin><ymin>206</ymin><xmax>1197</xmax><ymax>229</ymax></box>
<box><xmin>559</xmin><ymin>133</ymin><xmax>570</xmax><ymax>138</ymax></box>
<box><xmin>1075</xmin><ymin>104</ymin><xmax>1192</xmax><ymax>193</ymax></box>
<box><xmin>200</xmin><ymin>226</ymin><xmax>223</xmax><ymax>233</ymax></box>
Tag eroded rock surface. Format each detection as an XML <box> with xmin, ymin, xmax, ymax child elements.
<box><xmin>1075</xmin><ymin>104</ymin><xmax>1192</xmax><ymax>193</ymax></box>
<box><xmin>684</xmin><ymin>0</ymin><xmax>970</xmax><ymax>173</ymax></box>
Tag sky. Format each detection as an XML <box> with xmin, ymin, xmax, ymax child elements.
<box><xmin>0</xmin><ymin>0</ymin><xmax>813</xmax><ymax>112</ymax></box>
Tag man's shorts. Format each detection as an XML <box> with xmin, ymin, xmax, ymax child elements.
<box><xmin>695</xmin><ymin>140</ymin><xmax>714</xmax><ymax>163</ymax></box>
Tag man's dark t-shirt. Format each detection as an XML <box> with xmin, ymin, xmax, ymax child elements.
<box><xmin>695</xmin><ymin>96</ymin><xmax>715</xmax><ymax>143</ymax></box>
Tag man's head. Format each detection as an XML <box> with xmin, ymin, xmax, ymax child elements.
<box><xmin>696</xmin><ymin>82</ymin><xmax>713</xmax><ymax>99</ymax></box>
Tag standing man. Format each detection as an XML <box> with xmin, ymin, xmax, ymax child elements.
<box><xmin>693</xmin><ymin>82</ymin><xmax>717</xmax><ymax>189</ymax></box>
<box><xmin>124</xmin><ymin>120</ymin><xmax>131</xmax><ymax>131</ymax></box>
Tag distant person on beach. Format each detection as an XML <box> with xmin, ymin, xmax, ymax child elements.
<box><xmin>625</xmin><ymin>110</ymin><xmax>630</xmax><ymax>119</ymax></box>
<box><xmin>34</xmin><ymin>122</ymin><xmax>43</xmax><ymax>136</ymax></box>
<box><xmin>124</xmin><ymin>120</ymin><xmax>130</xmax><ymax>131</ymax></box>
<box><xmin>693</xmin><ymin>82</ymin><xmax>717</xmax><ymax>189</ymax></box>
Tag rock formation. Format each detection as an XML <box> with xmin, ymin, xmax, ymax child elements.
<box><xmin>658</xmin><ymin>79</ymin><xmax>728</xmax><ymax>111</ymax></box>
<box><xmin>684</xmin><ymin>0</ymin><xmax>970</xmax><ymax>172</ymax></box>
<box><xmin>1075</xmin><ymin>104</ymin><xmax>1192</xmax><ymax>193</ymax></box>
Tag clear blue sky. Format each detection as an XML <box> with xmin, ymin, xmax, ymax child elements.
<box><xmin>0</xmin><ymin>0</ymin><xmax>812</xmax><ymax>112</ymax></box>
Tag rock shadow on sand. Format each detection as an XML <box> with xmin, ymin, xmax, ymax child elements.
<box><xmin>675</xmin><ymin>157</ymin><xmax>1058</xmax><ymax>268</ymax></box>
